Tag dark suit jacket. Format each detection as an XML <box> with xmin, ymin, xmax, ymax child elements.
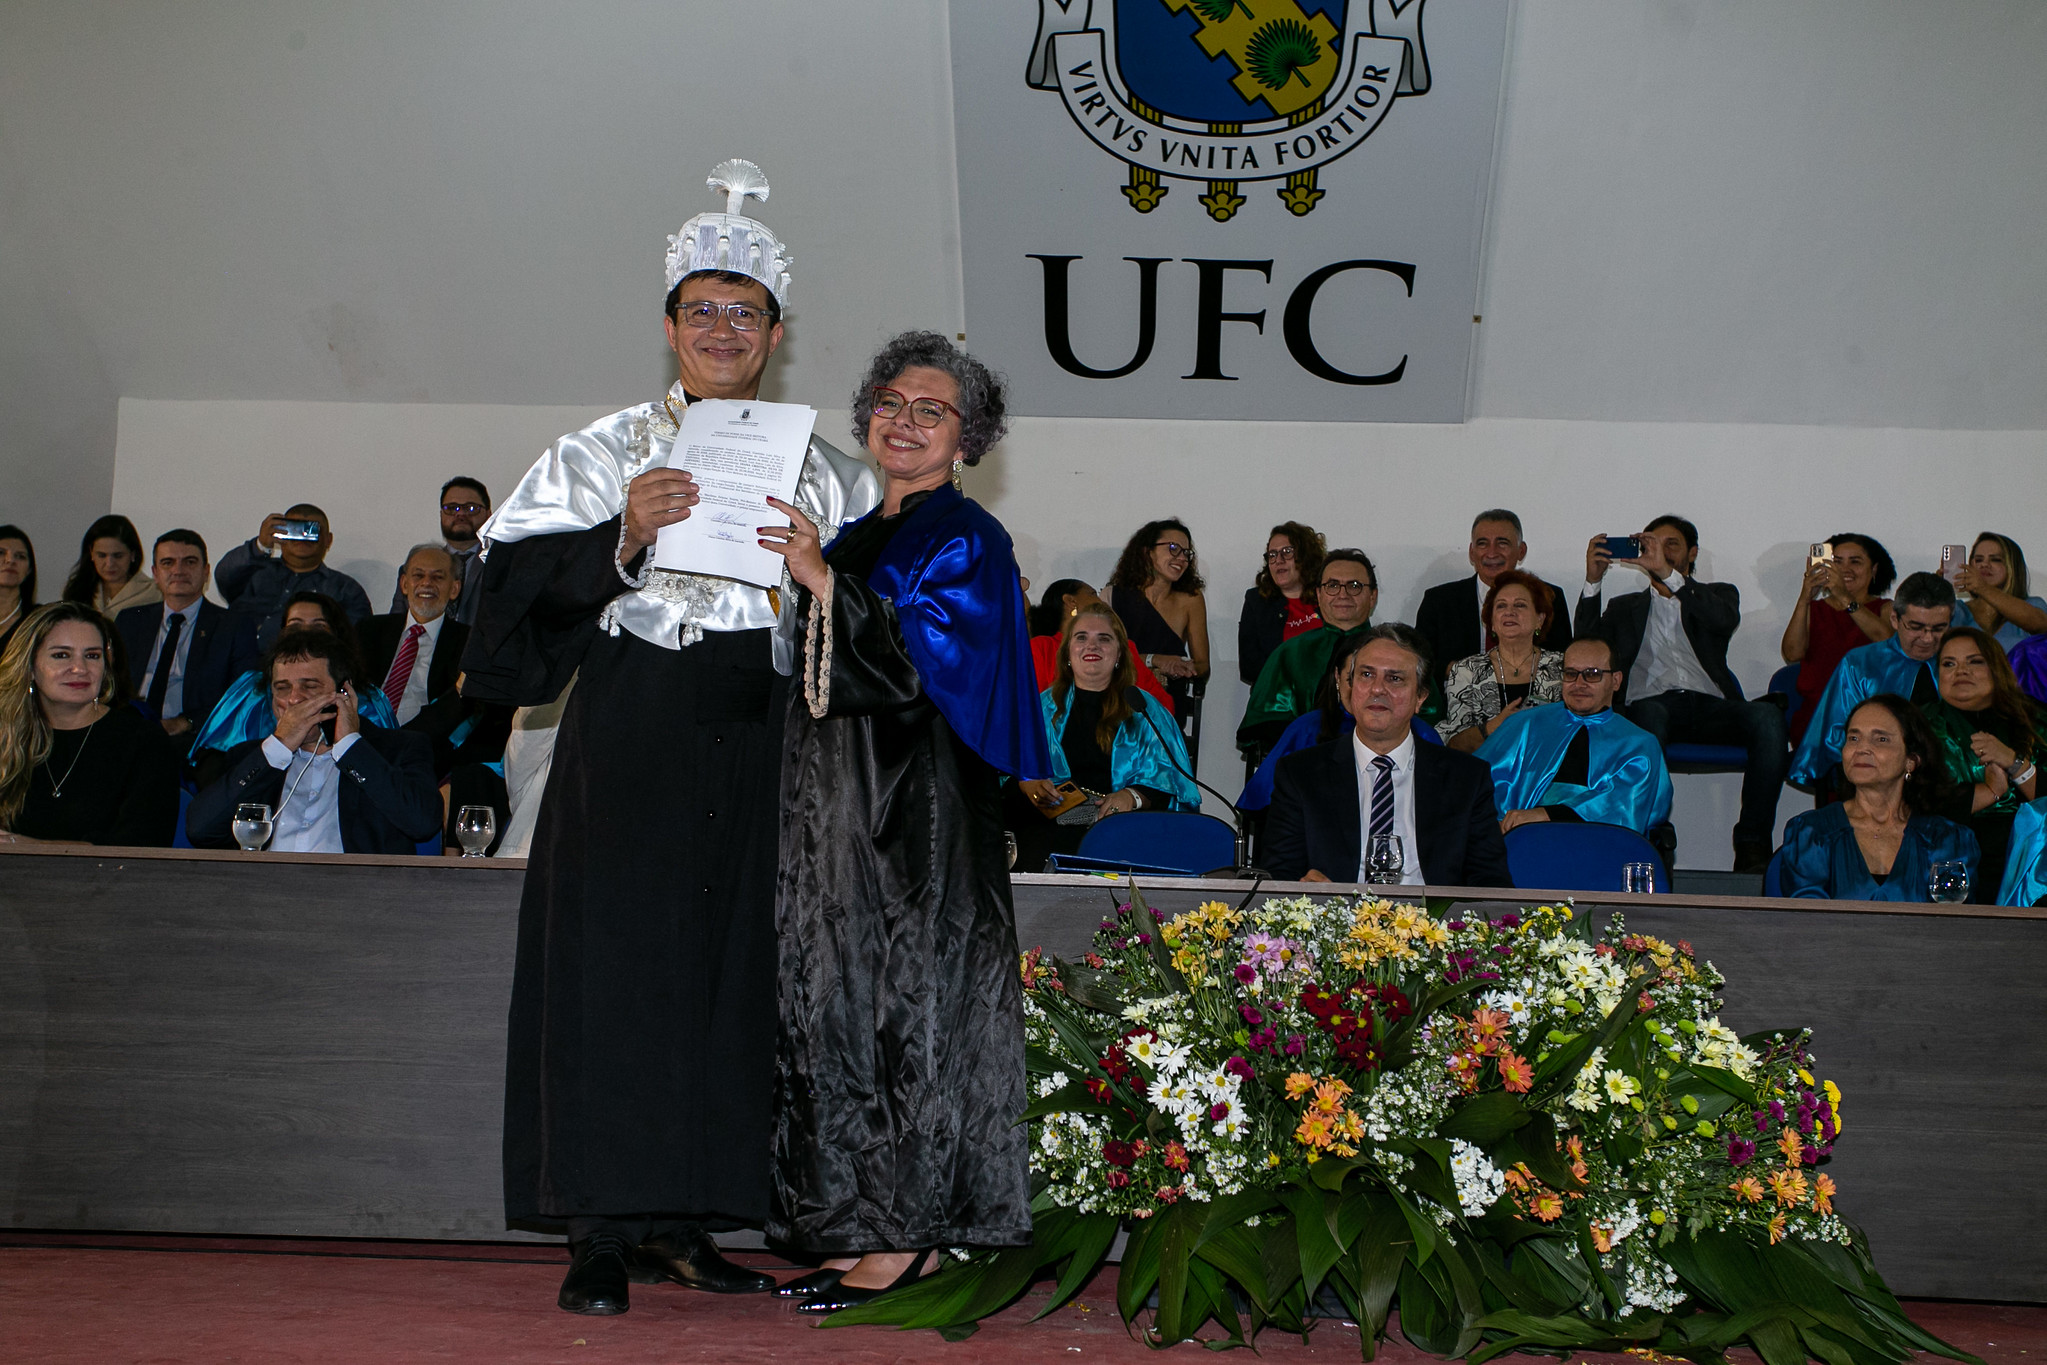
<box><xmin>1413</xmin><ymin>573</ymin><xmax>1573</xmax><ymax>681</ymax></box>
<box><xmin>1265</xmin><ymin>736</ymin><xmax>1514</xmax><ymax>887</ymax></box>
<box><xmin>1573</xmin><ymin>577</ymin><xmax>1741</xmax><ymax>706</ymax></box>
<box><xmin>358</xmin><ymin>612</ymin><xmax>505</xmax><ymax>773</ymax></box>
<box><xmin>114</xmin><ymin>600</ymin><xmax>260</xmax><ymax>732</ymax></box>
<box><xmin>186</xmin><ymin>721</ymin><xmax>443</xmax><ymax>855</ymax></box>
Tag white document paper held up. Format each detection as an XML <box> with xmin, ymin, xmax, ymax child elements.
<box><xmin>652</xmin><ymin>398</ymin><xmax>817</xmax><ymax>588</ymax></box>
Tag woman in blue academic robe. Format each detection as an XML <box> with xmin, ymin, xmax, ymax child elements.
<box><xmin>759</xmin><ymin>334</ymin><xmax>1054</xmax><ymax>1310</ymax></box>
<box><xmin>1009</xmin><ymin>601</ymin><xmax>1200</xmax><ymax>872</ymax></box>
<box><xmin>1778</xmin><ymin>693</ymin><xmax>1978</xmax><ymax>901</ymax></box>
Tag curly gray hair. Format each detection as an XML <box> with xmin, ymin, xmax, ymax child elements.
<box><xmin>850</xmin><ymin>331</ymin><xmax>1010</xmax><ymax>466</ymax></box>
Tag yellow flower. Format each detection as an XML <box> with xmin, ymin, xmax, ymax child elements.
<box><xmin>1813</xmin><ymin>1173</ymin><xmax>1836</xmax><ymax>1215</ymax></box>
<box><xmin>1768</xmin><ymin>1214</ymin><xmax>1787</xmax><ymax>1244</ymax></box>
<box><xmin>1768</xmin><ymin>1169</ymin><xmax>1809</xmax><ymax>1207</ymax></box>
<box><xmin>1729</xmin><ymin>1176</ymin><xmax>1765</xmax><ymax>1204</ymax></box>
<box><xmin>1284</xmin><ymin>1072</ymin><xmax>1316</xmax><ymax>1099</ymax></box>
<box><xmin>1797</xmin><ymin>1068</ymin><xmax>1816</xmax><ymax>1086</ymax></box>
<box><xmin>1823</xmin><ymin>1079</ymin><xmax>1841</xmax><ymax>1105</ymax></box>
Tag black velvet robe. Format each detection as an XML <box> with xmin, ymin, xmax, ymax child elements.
<box><xmin>767</xmin><ymin>499</ymin><xmax>1033</xmax><ymax>1253</ymax></box>
<box><xmin>465</xmin><ymin>516</ymin><xmax>782</xmax><ymax>1227</ymax></box>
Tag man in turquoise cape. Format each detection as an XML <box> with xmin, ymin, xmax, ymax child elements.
<box><xmin>1237</xmin><ymin>548</ymin><xmax>1376</xmax><ymax>755</ymax></box>
<box><xmin>1480</xmin><ymin>638</ymin><xmax>1672</xmax><ymax>832</ymax></box>
<box><xmin>1790</xmin><ymin>572</ymin><xmax>1955</xmax><ymax>788</ymax></box>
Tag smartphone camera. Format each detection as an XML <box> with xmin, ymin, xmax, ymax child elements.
<box><xmin>1599</xmin><ymin>535</ymin><xmax>1643</xmax><ymax>560</ymax></box>
<box><xmin>275</xmin><ymin>518</ymin><xmax>322</xmax><ymax>543</ymax></box>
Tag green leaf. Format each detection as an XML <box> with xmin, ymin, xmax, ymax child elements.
<box><xmin>1398</xmin><ymin>1258</ymin><xmax>1457</xmax><ymax>1355</ymax></box>
<box><xmin>1153</xmin><ymin>1199</ymin><xmax>1211</xmax><ymax>1346</ymax></box>
<box><xmin>1280</xmin><ymin>1184</ymin><xmax>1342</xmax><ymax>1305</ymax></box>
<box><xmin>1685</xmin><ymin>1063</ymin><xmax>1761</xmax><ymax>1106</ymax></box>
<box><xmin>1343</xmin><ymin>1190</ymin><xmax>1410</xmax><ymax>1341</ymax></box>
<box><xmin>1193</xmin><ymin>1223</ymin><xmax>1271</xmax><ymax>1316</ymax></box>
<box><xmin>1438</xmin><ymin>1089</ymin><xmax>1531</xmax><ymax>1144</ymax></box>
<box><xmin>1031</xmin><ymin>1211</ymin><xmax>1119</xmax><ymax>1320</ymax></box>
<box><xmin>1018</xmin><ymin>1078</ymin><xmax>1110</xmax><ymax>1123</ymax></box>
<box><xmin>1388</xmin><ymin>1186</ymin><xmax>1441</xmax><ymax>1266</ymax></box>
<box><xmin>1117</xmin><ymin>1206</ymin><xmax>1169</xmax><ymax>1321</ymax></box>
<box><xmin>1051</xmin><ymin>959</ymin><xmax>1129</xmax><ymax>1015</ymax></box>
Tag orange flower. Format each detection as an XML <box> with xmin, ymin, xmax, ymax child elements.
<box><xmin>1813</xmin><ymin>1173</ymin><xmax>1836</xmax><ymax>1215</ymax></box>
<box><xmin>1295</xmin><ymin>1111</ymin><xmax>1335</xmax><ymax>1149</ymax></box>
<box><xmin>1778</xmin><ymin>1127</ymin><xmax>1804</xmax><ymax>1165</ymax></box>
<box><xmin>1729</xmin><ymin>1176</ymin><xmax>1765</xmax><ymax>1204</ymax></box>
<box><xmin>1590</xmin><ymin>1224</ymin><xmax>1614</xmax><ymax>1253</ymax></box>
<box><xmin>1502</xmin><ymin>1165</ymin><xmax>1531</xmax><ymax>1193</ymax></box>
<box><xmin>1447</xmin><ymin>1051</ymin><xmax>1484</xmax><ymax>1093</ymax></box>
<box><xmin>1564</xmin><ymin>1135</ymin><xmax>1589</xmax><ymax>1183</ymax></box>
<box><xmin>1467</xmin><ymin>1007</ymin><xmax>1511</xmax><ymax>1056</ymax></box>
<box><xmin>1497</xmin><ymin>1051</ymin><xmax>1533</xmax><ymax>1093</ymax></box>
<box><xmin>1529</xmin><ymin>1191</ymin><xmax>1564</xmax><ymax>1223</ymax></box>
<box><xmin>1311</xmin><ymin>1079</ymin><xmax>1353</xmax><ymax>1114</ymax></box>
<box><xmin>1768</xmin><ymin>1168</ymin><xmax>1809</xmax><ymax>1207</ymax></box>
<box><xmin>1285</xmin><ymin>1073</ymin><xmax>1315</xmax><ymax>1099</ymax></box>
<box><xmin>1768</xmin><ymin>1214</ymin><xmax>1787</xmax><ymax>1244</ymax></box>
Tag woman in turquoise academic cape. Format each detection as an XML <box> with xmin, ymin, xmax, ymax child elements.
<box><xmin>1011</xmin><ymin>601</ymin><xmax>1199</xmax><ymax>871</ymax></box>
<box><xmin>1778</xmin><ymin>694</ymin><xmax>1978</xmax><ymax>902</ymax></box>
<box><xmin>1998</xmin><ymin>798</ymin><xmax>2047</xmax><ymax>905</ymax></box>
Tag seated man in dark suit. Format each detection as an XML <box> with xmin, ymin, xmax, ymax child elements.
<box><xmin>1266</xmin><ymin>624</ymin><xmax>1514</xmax><ymax>887</ymax></box>
<box><xmin>187</xmin><ymin>630</ymin><xmax>442</xmax><ymax>855</ymax></box>
<box><xmin>359</xmin><ymin>544</ymin><xmax>506</xmax><ymax>776</ymax></box>
<box><xmin>1414</xmin><ymin>509</ymin><xmax>1572</xmax><ymax>691</ymax></box>
<box><xmin>114</xmin><ymin>530</ymin><xmax>260</xmax><ymax>756</ymax></box>
<box><xmin>1576</xmin><ymin>515</ymin><xmax>1785</xmax><ymax>872</ymax></box>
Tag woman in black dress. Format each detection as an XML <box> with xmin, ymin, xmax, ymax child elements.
<box><xmin>0</xmin><ymin>602</ymin><xmax>179</xmax><ymax>847</ymax></box>
<box><xmin>1106</xmin><ymin>518</ymin><xmax>1210</xmax><ymax>762</ymax></box>
<box><xmin>759</xmin><ymin>332</ymin><xmax>1054</xmax><ymax>1311</ymax></box>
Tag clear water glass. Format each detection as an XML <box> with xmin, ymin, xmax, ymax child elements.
<box><xmin>1364</xmin><ymin>834</ymin><xmax>1403</xmax><ymax>885</ymax></box>
<box><xmin>231</xmin><ymin>803</ymin><xmax>273</xmax><ymax>852</ymax></box>
<box><xmin>455</xmin><ymin>805</ymin><xmax>496</xmax><ymax>858</ymax></box>
<box><xmin>1926</xmin><ymin>859</ymin><xmax>1970</xmax><ymax>904</ymax></box>
<box><xmin>1622</xmin><ymin>861</ymin><xmax>1657</xmax><ymax>894</ymax></box>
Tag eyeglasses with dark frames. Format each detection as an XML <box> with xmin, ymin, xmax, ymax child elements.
<box><xmin>1560</xmin><ymin>667</ymin><xmax>1615</xmax><ymax>682</ymax></box>
<box><xmin>871</xmin><ymin>387</ymin><xmax>962</xmax><ymax>428</ymax></box>
<box><xmin>1264</xmin><ymin>547</ymin><xmax>1297</xmax><ymax>563</ymax></box>
<box><xmin>441</xmin><ymin>502</ymin><xmax>487</xmax><ymax>515</ymax></box>
<box><xmin>1319</xmin><ymin>578</ymin><xmax>1374</xmax><ymax>596</ymax></box>
<box><xmin>1153</xmin><ymin>542</ymin><xmax>1195</xmax><ymax>561</ymax></box>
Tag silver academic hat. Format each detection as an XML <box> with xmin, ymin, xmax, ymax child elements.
<box><xmin>663</xmin><ymin>159</ymin><xmax>792</xmax><ymax>306</ymax></box>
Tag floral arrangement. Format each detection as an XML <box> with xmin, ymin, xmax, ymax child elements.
<box><xmin>830</xmin><ymin>889</ymin><xmax>1974</xmax><ymax>1365</ymax></box>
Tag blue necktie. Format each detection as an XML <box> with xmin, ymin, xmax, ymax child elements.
<box><xmin>1369</xmin><ymin>754</ymin><xmax>1395</xmax><ymax>842</ymax></box>
<box><xmin>146</xmin><ymin>612</ymin><xmax>184</xmax><ymax>720</ymax></box>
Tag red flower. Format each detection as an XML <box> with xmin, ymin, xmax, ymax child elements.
<box><xmin>1105</xmin><ymin>1170</ymin><xmax>1131</xmax><ymax>1189</ymax></box>
<box><xmin>1084</xmin><ymin>1078</ymin><xmax>1111</xmax><ymax>1104</ymax></box>
<box><xmin>1155</xmin><ymin>1184</ymin><xmax>1182</xmax><ymax>1204</ymax></box>
<box><xmin>1102</xmin><ymin>1140</ymin><xmax>1139</xmax><ymax>1168</ymax></box>
<box><xmin>1163</xmin><ymin>1141</ymin><xmax>1190</xmax><ymax>1172</ymax></box>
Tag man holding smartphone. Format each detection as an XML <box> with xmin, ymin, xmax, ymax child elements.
<box><xmin>186</xmin><ymin>630</ymin><xmax>441</xmax><ymax>854</ymax></box>
<box><xmin>215</xmin><ymin>503</ymin><xmax>375</xmax><ymax>649</ymax></box>
<box><xmin>1579</xmin><ymin>516</ymin><xmax>1787</xmax><ymax>872</ymax></box>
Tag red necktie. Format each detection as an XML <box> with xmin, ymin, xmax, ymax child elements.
<box><xmin>384</xmin><ymin>623</ymin><xmax>426</xmax><ymax>704</ymax></box>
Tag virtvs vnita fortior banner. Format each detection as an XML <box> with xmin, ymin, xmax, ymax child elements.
<box><xmin>950</xmin><ymin>0</ymin><xmax>1511</xmax><ymax>422</ymax></box>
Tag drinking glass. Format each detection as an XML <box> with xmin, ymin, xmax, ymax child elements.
<box><xmin>1622</xmin><ymin>861</ymin><xmax>1657</xmax><ymax>895</ymax></box>
<box><xmin>1364</xmin><ymin>834</ymin><xmax>1403</xmax><ymax>885</ymax></box>
<box><xmin>1004</xmin><ymin>830</ymin><xmax>1018</xmax><ymax>871</ymax></box>
<box><xmin>454</xmin><ymin>805</ymin><xmax>497</xmax><ymax>858</ymax></box>
<box><xmin>1926</xmin><ymin>859</ymin><xmax>1970</xmax><ymax>904</ymax></box>
<box><xmin>231</xmin><ymin>803</ymin><xmax>273</xmax><ymax>853</ymax></box>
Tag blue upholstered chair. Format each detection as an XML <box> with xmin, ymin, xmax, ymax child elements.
<box><xmin>1504</xmin><ymin>821</ymin><xmax>1669</xmax><ymax>895</ymax></box>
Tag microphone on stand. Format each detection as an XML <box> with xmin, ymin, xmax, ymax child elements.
<box><xmin>1138</xmin><ymin>707</ymin><xmax>1269</xmax><ymax>880</ymax></box>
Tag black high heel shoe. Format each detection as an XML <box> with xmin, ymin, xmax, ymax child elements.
<box><xmin>794</xmin><ymin>1249</ymin><xmax>937</xmax><ymax>1314</ymax></box>
<box><xmin>772</xmin><ymin>1267</ymin><xmax>846</xmax><ymax>1299</ymax></box>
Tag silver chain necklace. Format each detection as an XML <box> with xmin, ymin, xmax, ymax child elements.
<box><xmin>44</xmin><ymin>711</ymin><xmax>102</xmax><ymax>799</ymax></box>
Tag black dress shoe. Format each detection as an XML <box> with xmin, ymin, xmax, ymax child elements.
<box><xmin>634</xmin><ymin>1229</ymin><xmax>776</xmax><ymax>1294</ymax></box>
<box><xmin>559</xmin><ymin>1233</ymin><xmax>632</xmax><ymax>1315</ymax></box>
<box><xmin>772</xmin><ymin>1268</ymin><xmax>846</xmax><ymax>1299</ymax></box>
<box><xmin>796</xmin><ymin>1250</ymin><xmax>937</xmax><ymax>1314</ymax></box>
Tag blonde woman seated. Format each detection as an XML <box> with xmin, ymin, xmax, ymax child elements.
<box><xmin>1436</xmin><ymin>570</ymin><xmax>1564</xmax><ymax>752</ymax></box>
<box><xmin>1009</xmin><ymin>603</ymin><xmax>1200</xmax><ymax>872</ymax></box>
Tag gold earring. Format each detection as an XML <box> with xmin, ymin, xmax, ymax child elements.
<box><xmin>951</xmin><ymin>458</ymin><xmax>964</xmax><ymax>490</ymax></box>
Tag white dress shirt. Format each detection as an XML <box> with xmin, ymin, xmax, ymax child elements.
<box><xmin>1582</xmin><ymin>573</ymin><xmax>1722</xmax><ymax>701</ymax></box>
<box><xmin>140</xmin><ymin>601</ymin><xmax>202</xmax><ymax>718</ymax></box>
<box><xmin>1353</xmin><ymin>728</ymin><xmax>1424</xmax><ymax>886</ymax></box>
<box><xmin>389</xmin><ymin>612</ymin><xmax>446</xmax><ymax>726</ymax></box>
<box><xmin>261</xmin><ymin>732</ymin><xmax>362</xmax><ymax>853</ymax></box>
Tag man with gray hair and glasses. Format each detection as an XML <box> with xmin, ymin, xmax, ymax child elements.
<box><xmin>461</xmin><ymin>161</ymin><xmax>877</xmax><ymax>1316</ymax></box>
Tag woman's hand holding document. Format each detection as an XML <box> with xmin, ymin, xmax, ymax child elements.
<box><xmin>653</xmin><ymin>399</ymin><xmax>818</xmax><ymax>587</ymax></box>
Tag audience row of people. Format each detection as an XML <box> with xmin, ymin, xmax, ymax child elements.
<box><xmin>3</xmin><ymin>498</ymin><xmax>2045</xmax><ymax>905</ymax></box>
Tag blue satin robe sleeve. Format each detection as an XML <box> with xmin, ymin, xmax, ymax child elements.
<box><xmin>873</xmin><ymin>494</ymin><xmax>1053</xmax><ymax>782</ymax></box>
<box><xmin>1999</xmin><ymin>798</ymin><xmax>2047</xmax><ymax>907</ymax></box>
<box><xmin>1781</xmin><ymin>806</ymin><xmax>1980</xmax><ymax>901</ymax></box>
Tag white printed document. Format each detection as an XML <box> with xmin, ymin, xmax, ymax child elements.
<box><xmin>652</xmin><ymin>399</ymin><xmax>817</xmax><ymax>588</ymax></box>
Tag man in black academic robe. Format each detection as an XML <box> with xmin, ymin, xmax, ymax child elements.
<box><xmin>462</xmin><ymin>167</ymin><xmax>878</xmax><ymax>1316</ymax></box>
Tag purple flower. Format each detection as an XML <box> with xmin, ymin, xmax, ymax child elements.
<box><xmin>1117</xmin><ymin>903</ymin><xmax>1132</xmax><ymax>918</ymax></box>
<box><xmin>1250</xmin><ymin>1028</ymin><xmax>1277</xmax><ymax>1051</ymax></box>
<box><xmin>1238</xmin><ymin>1004</ymin><xmax>1265</xmax><ymax>1027</ymax></box>
<box><xmin>1224</xmin><ymin>1056</ymin><xmax>1254</xmax><ymax>1081</ymax></box>
<box><xmin>1801</xmin><ymin>1148</ymin><xmax>1818</xmax><ymax>1166</ymax></box>
<box><xmin>1477</xmin><ymin>971</ymin><xmax>1502</xmax><ymax>980</ymax></box>
<box><xmin>1767</xmin><ymin>1100</ymin><xmax>1786</xmax><ymax>1123</ymax></box>
<box><xmin>1754</xmin><ymin>1111</ymin><xmax>1771</xmax><ymax>1134</ymax></box>
<box><xmin>1208</xmin><ymin>1102</ymin><xmax>1230</xmax><ymax>1122</ymax></box>
<box><xmin>1448</xmin><ymin>920</ymin><xmax>1466</xmax><ymax>931</ymax></box>
<box><xmin>1283</xmin><ymin>1034</ymin><xmax>1306</xmax><ymax>1056</ymax></box>
<box><xmin>1151</xmin><ymin>908</ymin><xmax>1166</xmax><ymax>923</ymax></box>
<box><xmin>1496</xmin><ymin>913</ymin><xmax>1522</xmax><ymax>929</ymax></box>
<box><xmin>1727</xmin><ymin>1138</ymin><xmax>1756</xmax><ymax>1167</ymax></box>
<box><xmin>1136</xmin><ymin>933</ymin><xmax>1153</xmax><ymax>946</ymax></box>
<box><xmin>1234</xmin><ymin>963</ymin><xmax>1257</xmax><ymax>984</ymax></box>
<box><xmin>1111</xmin><ymin>938</ymin><xmax>1128</xmax><ymax>951</ymax></box>
<box><xmin>1099</xmin><ymin>920</ymin><xmax>1116</xmax><ymax>932</ymax></box>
